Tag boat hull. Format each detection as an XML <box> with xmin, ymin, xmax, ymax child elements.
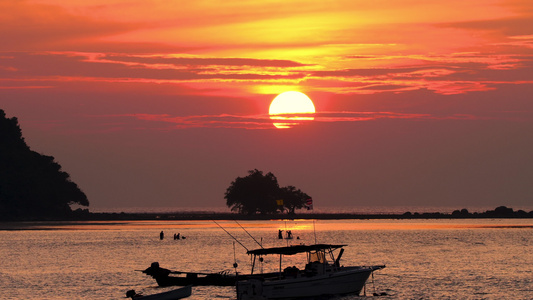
<box><xmin>236</xmin><ymin>267</ymin><xmax>377</xmax><ymax>300</ymax></box>
<box><xmin>136</xmin><ymin>285</ymin><xmax>192</xmax><ymax>300</ymax></box>
<box><xmin>153</xmin><ymin>273</ymin><xmax>237</xmax><ymax>287</ymax></box>
<box><xmin>152</xmin><ymin>272</ymin><xmax>280</xmax><ymax>287</ymax></box>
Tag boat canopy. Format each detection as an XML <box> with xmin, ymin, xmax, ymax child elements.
<box><xmin>246</xmin><ymin>244</ymin><xmax>347</xmax><ymax>256</ymax></box>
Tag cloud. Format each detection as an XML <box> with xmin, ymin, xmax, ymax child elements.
<box><xmin>121</xmin><ymin>113</ymin><xmax>274</xmax><ymax>130</ymax></box>
<box><xmin>0</xmin><ymin>52</ymin><xmax>309</xmax><ymax>83</ymax></box>
<box><xmin>113</xmin><ymin>110</ymin><xmax>496</xmax><ymax>131</ymax></box>
<box><xmin>102</xmin><ymin>54</ymin><xmax>310</xmax><ymax>68</ymax></box>
<box><xmin>2</xmin><ymin>49</ymin><xmax>532</xmax><ymax>98</ymax></box>
<box><xmin>306</xmin><ymin>51</ymin><xmax>533</xmax><ymax>94</ymax></box>
<box><xmin>0</xmin><ymin>1</ymin><xmax>142</xmax><ymax>51</ymax></box>
<box><xmin>440</xmin><ymin>16</ymin><xmax>533</xmax><ymax>37</ymax></box>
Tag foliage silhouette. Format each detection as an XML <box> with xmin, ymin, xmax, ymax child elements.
<box><xmin>225</xmin><ymin>169</ymin><xmax>310</xmax><ymax>215</ymax></box>
<box><xmin>0</xmin><ymin>109</ymin><xmax>89</xmax><ymax>220</ymax></box>
<box><xmin>279</xmin><ymin>185</ymin><xmax>311</xmax><ymax>215</ymax></box>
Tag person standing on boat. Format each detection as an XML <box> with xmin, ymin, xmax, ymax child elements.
<box><xmin>278</xmin><ymin>230</ymin><xmax>283</xmax><ymax>239</ymax></box>
<box><xmin>160</xmin><ymin>231</ymin><xmax>164</xmax><ymax>240</ymax></box>
<box><xmin>143</xmin><ymin>262</ymin><xmax>171</xmax><ymax>279</ymax></box>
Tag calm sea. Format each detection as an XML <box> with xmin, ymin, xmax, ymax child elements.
<box><xmin>0</xmin><ymin>219</ymin><xmax>532</xmax><ymax>300</ymax></box>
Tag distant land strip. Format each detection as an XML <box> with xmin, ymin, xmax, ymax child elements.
<box><xmin>69</xmin><ymin>205</ymin><xmax>532</xmax><ymax>221</ymax></box>
<box><xmin>1</xmin><ymin>206</ymin><xmax>531</xmax><ymax>223</ymax></box>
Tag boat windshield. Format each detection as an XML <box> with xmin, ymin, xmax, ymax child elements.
<box><xmin>308</xmin><ymin>251</ymin><xmax>326</xmax><ymax>263</ymax></box>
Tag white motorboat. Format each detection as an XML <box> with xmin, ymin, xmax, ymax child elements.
<box><xmin>236</xmin><ymin>244</ymin><xmax>384</xmax><ymax>300</ymax></box>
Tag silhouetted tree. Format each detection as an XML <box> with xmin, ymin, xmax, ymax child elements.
<box><xmin>279</xmin><ymin>185</ymin><xmax>310</xmax><ymax>215</ymax></box>
<box><xmin>493</xmin><ymin>206</ymin><xmax>514</xmax><ymax>216</ymax></box>
<box><xmin>0</xmin><ymin>109</ymin><xmax>89</xmax><ymax>220</ymax></box>
<box><xmin>225</xmin><ymin>169</ymin><xmax>280</xmax><ymax>214</ymax></box>
<box><xmin>452</xmin><ymin>208</ymin><xmax>471</xmax><ymax>218</ymax></box>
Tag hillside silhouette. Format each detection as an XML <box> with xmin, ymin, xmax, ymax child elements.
<box><xmin>0</xmin><ymin>109</ymin><xmax>89</xmax><ymax>220</ymax></box>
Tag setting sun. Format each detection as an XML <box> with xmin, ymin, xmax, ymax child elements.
<box><xmin>269</xmin><ymin>91</ymin><xmax>316</xmax><ymax>129</ymax></box>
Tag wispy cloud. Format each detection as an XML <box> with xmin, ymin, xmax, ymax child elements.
<box><xmin>2</xmin><ymin>50</ymin><xmax>532</xmax><ymax>96</ymax></box>
<box><xmin>107</xmin><ymin>110</ymin><xmax>501</xmax><ymax>131</ymax></box>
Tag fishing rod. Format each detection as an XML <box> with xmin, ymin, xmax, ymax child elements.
<box><xmin>234</xmin><ymin>219</ymin><xmax>264</xmax><ymax>249</ymax></box>
<box><xmin>212</xmin><ymin>220</ymin><xmax>249</xmax><ymax>251</ymax></box>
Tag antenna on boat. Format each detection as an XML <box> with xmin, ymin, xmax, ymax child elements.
<box><xmin>313</xmin><ymin>220</ymin><xmax>317</xmax><ymax>244</ymax></box>
<box><xmin>285</xmin><ymin>220</ymin><xmax>289</xmax><ymax>247</ymax></box>
<box><xmin>213</xmin><ymin>220</ymin><xmax>249</xmax><ymax>251</ymax></box>
<box><xmin>234</xmin><ymin>220</ymin><xmax>264</xmax><ymax>249</ymax></box>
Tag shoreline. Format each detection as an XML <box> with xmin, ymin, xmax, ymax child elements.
<box><xmin>2</xmin><ymin>215</ymin><xmax>533</xmax><ymax>231</ymax></box>
<box><xmin>2</xmin><ymin>206</ymin><xmax>532</xmax><ymax>222</ymax></box>
<box><xmin>75</xmin><ymin>205</ymin><xmax>533</xmax><ymax>221</ymax></box>
<box><xmin>20</xmin><ymin>210</ymin><xmax>533</xmax><ymax>221</ymax></box>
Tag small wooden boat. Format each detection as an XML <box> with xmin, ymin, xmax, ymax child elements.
<box><xmin>150</xmin><ymin>270</ymin><xmax>238</xmax><ymax>287</ymax></box>
<box><xmin>126</xmin><ymin>285</ymin><xmax>191</xmax><ymax>300</ymax></box>
<box><xmin>142</xmin><ymin>262</ymin><xmax>279</xmax><ymax>287</ymax></box>
<box><xmin>142</xmin><ymin>262</ymin><xmax>238</xmax><ymax>286</ymax></box>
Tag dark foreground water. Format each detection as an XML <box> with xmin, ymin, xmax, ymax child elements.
<box><xmin>0</xmin><ymin>219</ymin><xmax>532</xmax><ymax>299</ymax></box>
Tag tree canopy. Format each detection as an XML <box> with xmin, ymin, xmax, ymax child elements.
<box><xmin>225</xmin><ymin>169</ymin><xmax>311</xmax><ymax>215</ymax></box>
<box><xmin>0</xmin><ymin>109</ymin><xmax>89</xmax><ymax>220</ymax></box>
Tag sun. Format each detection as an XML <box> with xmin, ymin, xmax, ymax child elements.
<box><xmin>269</xmin><ymin>91</ymin><xmax>315</xmax><ymax>129</ymax></box>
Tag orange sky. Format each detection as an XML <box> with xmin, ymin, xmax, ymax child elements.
<box><xmin>1</xmin><ymin>0</ymin><xmax>532</xmax><ymax>212</ymax></box>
